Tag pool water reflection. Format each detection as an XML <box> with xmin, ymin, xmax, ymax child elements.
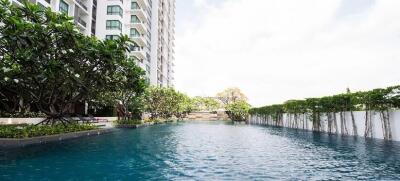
<box><xmin>1</xmin><ymin>121</ymin><xmax>400</xmax><ymax>180</ymax></box>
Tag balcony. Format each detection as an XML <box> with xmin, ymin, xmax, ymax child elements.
<box><xmin>128</xmin><ymin>22</ymin><xmax>146</xmax><ymax>34</ymax></box>
<box><xmin>74</xmin><ymin>0</ymin><xmax>88</xmax><ymax>14</ymax></box>
<box><xmin>136</xmin><ymin>0</ymin><xmax>148</xmax><ymax>7</ymax></box>
<box><xmin>16</xmin><ymin>0</ymin><xmax>36</xmax><ymax>4</ymax></box>
<box><xmin>130</xmin><ymin>46</ymin><xmax>146</xmax><ymax>60</ymax></box>
<box><xmin>130</xmin><ymin>35</ymin><xmax>146</xmax><ymax>46</ymax></box>
<box><xmin>129</xmin><ymin>9</ymin><xmax>146</xmax><ymax>22</ymax></box>
<box><xmin>74</xmin><ymin>17</ymin><xmax>87</xmax><ymax>29</ymax></box>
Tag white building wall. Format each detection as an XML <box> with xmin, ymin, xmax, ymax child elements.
<box><xmin>96</xmin><ymin>0</ymin><xmax>175</xmax><ymax>87</ymax></box>
<box><xmin>249</xmin><ymin>110</ymin><xmax>400</xmax><ymax>141</ymax></box>
<box><xmin>149</xmin><ymin>0</ymin><xmax>159</xmax><ymax>86</ymax></box>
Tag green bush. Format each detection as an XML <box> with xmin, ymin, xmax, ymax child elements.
<box><xmin>115</xmin><ymin>120</ymin><xmax>143</xmax><ymax>126</ymax></box>
<box><xmin>225</xmin><ymin>100</ymin><xmax>251</xmax><ymax>122</ymax></box>
<box><xmin>0</xmin><ymin>112</ymin><xmax>47</xmax><ymax>118</ymax></box>
<box><xmin>0</xmin><ymin>124</ymin><xmax>97</xmax><ymax>138</ymax></box>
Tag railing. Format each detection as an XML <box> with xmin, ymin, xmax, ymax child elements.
<box><xmin>74</xmin><ymin>18</ymin><xmax>87</xmax><ymax>28</ymax></box>
<box><xmin>17</xmin><ymin>0</ymin><xmax>37</xmax><ymax>3</ymax></box>
<box><xmin>130</xmin><ymin>34</ymin><xmax>142</xmax><ymax>38</ymax></box>
<box><xmin>76</xmin><ymin>0</ymin><xmax>88</xmax><ymax>11</ymax></box>
<box><xmin>130</xmin><ymin>46</ymin><xmax>143</xmax><ymax>52</ymax></box>
<box><xmin>131</xmin><ymin>20</ymin><xmax>142</xmax><ymax>24</ymax></box>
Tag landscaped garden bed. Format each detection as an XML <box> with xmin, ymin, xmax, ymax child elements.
<box><xmin>114</xmin><ymin>119</ymin><xmax>178</xmax><ymax>128</ymax></box>
<box><xmin>0</xmin><ymin>124</ymin><xmax>98</xmax><ymax>139</ymax></box>
<box><xmin>114</xmin><ymin>120</ymin><xmax>155</xmax><ymax>128</ymax></box>
<box><xmin>0</xmin><ymin>127</ymin><xmax>115</xmax><ymax>149</ymax></box>
<box><xmin>0</xmin><ymin>123</ymin><xmax>116</xmax><ymax>148</ymax></box>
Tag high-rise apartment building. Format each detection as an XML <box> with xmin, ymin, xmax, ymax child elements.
<box><xmin>96</xmin><ymin>0</ymin><xmax>175</xmax><ymax>87</ymax></box>
<box><xmin>11</xmin><ymin>0</ymin><xmax>175</xmax><ymax>87</ymax></box>
<box><xmin>11</xmin><ymin>0</ymin><xmax>98</xmax><ymax>36</ymax></box>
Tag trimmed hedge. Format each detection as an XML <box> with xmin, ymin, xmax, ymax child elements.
<box><xmin>249</xmin><ymin>85</ymin><xmax>400</xmax><ymax>116</ymax></box>
<box><xmin>0</xmin><ymin>124</ymin><xmax>97</xmax><ymax>138</ymax></box>
<box><xmin>114</xmin><ymin>120</ymin><xmax>143</xmax><ymax>126</ymax></box>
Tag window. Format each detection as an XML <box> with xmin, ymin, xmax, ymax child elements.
<box><xmin>59</xmin><ymin>0</ymin><xmax>69</xmax><ymax>14</ymax></box>
<box><xmin>107</xmin><ymin>5</ymin><xmax>123</xmax><ymax>17</ymax></box>
<box><xmin>106</xmin><ymin>20</ymin><xmax>122</xmax><ymax>30</ymax></box>
<box><xmin>131</xmin><ymin>2</ymin><xmax>140</xmax><ymax>9</ymax></box>
<box><xmin>106</xmin><ymin>35</ymin><xmax>119</xmax><ymax>40</ymax></box>
<box><xmin>130</xmin><ymin>28</ymin><xmax>140</xmax><ymax>37</ymax></box>
<box><xmin>131</xmin><ymin>15</ymin><xmax>140</xmax><ymax>23</ymax></box>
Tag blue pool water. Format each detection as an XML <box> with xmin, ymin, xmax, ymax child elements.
<box><xmin>1</xmin><ymin>121</ymin><xmax>400</xmax><ymax>180</ymax></box>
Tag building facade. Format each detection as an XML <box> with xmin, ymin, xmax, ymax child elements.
<box><xmin>11</xmin><ymin>0</ymin><xmax>175</xmax><ymax>87</ymax></box>
<box><xmin>12</xmin><ymin>0</ymin><xmax>98</xmax><ymax>36</ymax></box>
<box><xmin>96</xmin><ymin>0</ymin><xmax>175</xmax><ymax>87</ymax></box>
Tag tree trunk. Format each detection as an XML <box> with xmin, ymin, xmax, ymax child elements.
<box><xmin>341</xmin><ymin>112</ymin><xmax>349</xmax><ymax>135</ymax></box>
<box><xmin>364</xmin><ymin>110</ymin><xmax>372</xmax><ymax>138</ymax></box>
<box><xmin>327</xmin><ymin>113</ymin><xmax>332</xmax><ymax>134</ymax></box>
<box><xmin>386</xmin><ymin>110</ymin><xmax>392</xmax><ymax>140</ymax></box>
<box><xmin>333</xmin><ymin>113</ymin><xmax>338</xmax><ymax>134</ymax></box>
<box><xmin>350</xmin><ymin>110</ymin><xmax>357</xmax><ymax>136</ymax></box>
<box><xmin>380</xmin><ymin>110</ymin><xmax>392</xmax><ymax>140</ymax></box>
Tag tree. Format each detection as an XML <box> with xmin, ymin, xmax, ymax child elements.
<box><xmin>225</xmin><ymin>100</ymin><xmax>251</xmax><ymax>122</ymax></box>
<box><xmin>248</xmin><ymin>85</ymin><xmax>400</xmax><ymax>140</ymax></box>
<box><xmin>192</xmin><ymin>96</ymin><xmax>221</xmax><ymax>111</ymax></box>
<box><xmin>95</xmin><ymin>57</ymin><xmax>148</xmax><ymax>120</ymax></box>
<box><xmin>144</xmin><ymin>86</ymin><xmax>193</xmax><ymax>119</ymax></box>
<box><xmin>0</xmin><ymin>1</ymin><xmax>147</xmax><ymax>124</ymax></box>
<box><xmin>216</xmin><ymin>87</ymin><xmax>248</xmax><ymax>105</ymax></box>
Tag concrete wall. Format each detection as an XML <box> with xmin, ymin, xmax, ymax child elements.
<box><xmin>248</xmin><ymin>110</ymin><xmax>400</xmax><ymax>141</ymax></box>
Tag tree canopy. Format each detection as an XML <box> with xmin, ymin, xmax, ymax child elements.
<box><xmin>144</xmin><ymin>86</ymin><xmax>192</xmax><ymax>120</ymax></box>
<box><xmin>0</xmin><ymin>0</ymin><xmax>147</xmax><ymax>122</ymax></box>
<box><xmin>216</xmin><ymin>87</ymin><xmax>248</xmax><ymax>105</ymax></box>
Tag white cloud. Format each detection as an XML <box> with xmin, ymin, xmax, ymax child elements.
<box><xmin>174</xmin><ymin>0</ymin><xmax>400</xmax><ymax>106</ymax></box>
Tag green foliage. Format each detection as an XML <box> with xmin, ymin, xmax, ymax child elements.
<box><xmin>144</xmin><ymin>86</ymin><xmax>193</xmax><ymax>119</ymax></box>
<box><xmin>115</xmin><ymin>119</ymin><xmax>143</xmax><ymax>126</ymax></box>
<box><xmin>216</xmin><ymin>87</ymin><xmax>248</xmax><ymax>105</ymax></box>
<box><xmin>225</xmin><ymin>100</ymin><xmax>251</xmax><ymax>122</ymax></box>
<box><xmin>0</xmin><ymin>111</ymin><xmax>46</xmax><ymax>118</ymax></box>
<box><xmin>0</xmin><ymin>124</ymin><xmax>96</xmax><ymax>138</ymax></box>
<box><xmin>0</xmin><ymin>0</ymin><xmax>147</xmax><ymax>120</ymax></box>
<box><xmin>249</xmin><ymin>85</ymin><xmax>400</xmax><ymax>117</ymax></box>
<box><xmin>192</xmin><ymin>96</ymin><xmax>221</xmax><ymax>111</ymax></box>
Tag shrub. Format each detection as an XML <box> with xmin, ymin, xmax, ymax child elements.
<box><xmin>0</xmin><ymin>124</ymin><xmax>97</xmax><ymax>138</ymax></box>
<box><xmin>115</xmin><ymin>120</ymin><xmax>143</xmax><ymax>126</ymax></box>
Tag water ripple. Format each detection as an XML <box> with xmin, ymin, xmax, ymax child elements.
<box><xmin>1</xmin><ymin>121</ymin><xmax>400</xmax><ymax>180</ymax></box>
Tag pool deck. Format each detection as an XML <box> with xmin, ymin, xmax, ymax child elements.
<box><xmin>0</xmin><ymin>128</ymin><xmax>116</xmax><ymax>149</ymax></box>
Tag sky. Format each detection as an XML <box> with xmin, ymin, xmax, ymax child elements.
<box><xmin>174</xmin><ymin>0</ymin><xmax>400</xmax><ymax>107</ymax></box>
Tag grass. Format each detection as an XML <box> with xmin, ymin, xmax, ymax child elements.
<box><xmin>0</xmin><ymin>124</ymin><xmax>98</xmax><ymax>138</ymax></box>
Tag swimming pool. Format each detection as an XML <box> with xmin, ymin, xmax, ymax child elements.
<box><xmin>1</xmin><ymin>121</ymin><xmax>400</xmax><ymax>180</ymax></box>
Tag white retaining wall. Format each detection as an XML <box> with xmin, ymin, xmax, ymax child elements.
<box><xmin>248</xmin><ymin>110</ymin><xmax>400</xmax><ymax>141</ymax></box>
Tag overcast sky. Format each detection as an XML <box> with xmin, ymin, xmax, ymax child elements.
<box><xmin>174</xmin><ymin>0</ymin><xmax>400</xmax><ymax>107</ymax></box>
